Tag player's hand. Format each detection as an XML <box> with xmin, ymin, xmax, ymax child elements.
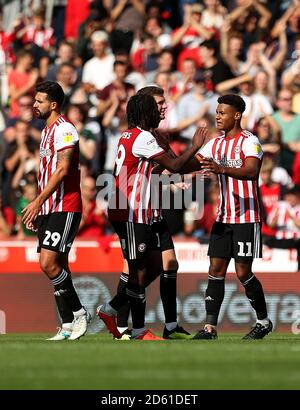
<box><xmin>21</xmin><ymin>198</ymin><xmax>41</xmax><ymax>227</ymax></box>
<box><xmin>199</xmin><ymin>158</ymin><xmax>225</xmax><ymax>175</ymax></box>
<box><xmin>192</xmin><ymin>127</ymin><xmax>208</xmax><ymax>149</ymax></box>
<box><xmin>25</xmin><ymin>220</ymin><xmax>38</xmax><ymax>232</ymax></box>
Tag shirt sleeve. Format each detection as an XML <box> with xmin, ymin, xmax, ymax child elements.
<box><xmin>243</xmin><ymin>135</ymin><xmax>263</xmax><ymax>160</ymax></box>
<box><xmin>196</xmin><ymin>138</ymin><xmax>215</xmax><ymax>159</ymax></box>
<box><xmin>54</xmin><ymin>122</ymin><xmax>79</xmax><ymax>152</ymax></box>
<box><xmin>132</xmin><ymin>130</ymin><xmax>165</xmax><ymax>159</ymax></box>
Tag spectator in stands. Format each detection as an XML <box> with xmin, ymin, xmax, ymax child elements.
<box><xmin>5</xmin><ymin>94</ymin><xmax>43</xmax><ymax>142</ymax></box>
<box><xmin>271</xmin><ymin>2</ymin><xmax>300</xmax><ymax>62</ymax></box>
<box><xmin>8</xmin><ymin>49</ymin><xmax>39</xmax><ymax>118</ymax></box>
<box><xmin>82</xmin><ymin>30</ymin><xmax>114</xmax><ymax>96</ymax></box>
<box><xmin>272</xmin><ymin>88</ymin><xmax>300</xmax><ymax>174</ymax></box>
<box><xmin>65</xmin><ymin>104</ymin><xmax>97</xmax><ymax>173</ymax></box>
<box><xmin>199</xmin><ymin>39</ymin><xmax>234</xmax><ymax>91</ymax></box>
<box><xmin>16</xmin><ymin>7</ymin><xmax>54</xmax><ymax>52</ymax></box>
<box><xmin>131</xmin><ymin>32</ymin><xmax>160</xmax><ymax>74</ymax></box>
<box><xmin>255</xmin><ymin>115</ymin><xmax>281</xmax><ymax>155</ymax></box>
<box><xmin>55</xmin><ymin>62</ymin><xmax>78</xmax><ymax>108</ymax></box>
<box><xmin>76</xmin><ymin>5</ymin><xmax>110</xmax><ymax>63</ymax></box>
<box><xmin>220</xmin><ymin>29</ymin><xmax>245</xmax><ymax>75</ymax></box>
<box><xmin>77</xmin><ymin>175</ymin><xmax>108</xmax><ymax>239</ymax></box>
<box><xmin>172</xmin><ymin>3</ymin><xmax>213</xmax><ymax>70</ymax></box>
<box><xmin>175</xmin><ymin>71</ymin><xmax>219</xmax><ymax>143</ymax></box>
<box><xmin>108</xmin><ymin>0</ymin><xmax>146</xmax><ymax>54</ymax></box>
<box><xmin>184</xmin><ymin>183</ymin><xmax>219</xmax><ymax>242</ymax></box>
<box><xmin>96</xmin><ymin>60</ymin><xmax>135</xmax><ymax>117</ymax></box>
<box><xmin>264</xmin><ymin>184</ymin><xmax>300</xmax><ymax>271</ymax></box>
<box><xmin>145</xmin><ymin>48</ymin><xmax>175</xmax><ymax>83</ymax></box>
<box><xmin>15</xmin><ymin>181</ymin><xmax>37</xmax><ymax>239</ymax></box>
<box><xmin>2</xmin><ymin>119</ymin><xmax>39</xmax><ymax>202</ymax></box>
<box><xmin>201</xmin><ymin>0</ymin><xmax>227</xmax><ymax>33</ymax></box>
<box><xmin>144</xmin><ymin>16</ymin><xmax>171</xmax><ymax>49</ymax></box>
<box><xmin>0</xmin><ymin>193</ymin><xmax>15</xmax><ymax>239</ymax></box>
<box><xmin>114</xmin><ymin>49</ymin><xmax>146</xmax><ymax>91</ymax></box>
<box><xmin>259</xmin><ymin>159</ymin><xmax>283</xmax><ymax>237</ymax></box>
<box><xmin>170</xmin><ymin>57</ymin><xmax>197</xmax><ymax>102</ymax></box>
<box><xmin>226</xmin><ymin>0</ymin><xmax>271</xmax><ymax>52</ymax></box>
<box><xmin>47</xmin><ymin>40</ymin><xmax>81</xmax><ymax>83</ymax></box>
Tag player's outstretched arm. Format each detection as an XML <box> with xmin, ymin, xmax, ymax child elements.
<box><xmin>22</xmin><ymin>147</ymin><xmax>75</xmax><ymax>228</ymax></box>
<box><xmin>154</xmin><ymin>127</ymin><xmax>207</xmax><ymax>174</ymax></box>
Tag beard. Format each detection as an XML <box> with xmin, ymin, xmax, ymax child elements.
<box><xmin>35</xmin><ymin>109</ymin><xmax>50</xmax><ymax>120</ymax></box>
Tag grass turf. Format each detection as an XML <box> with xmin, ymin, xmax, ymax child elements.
<box><xmin>0</xmin><ymin>333</ymin><xmax>300</xmax><ymax>390</ymax></box>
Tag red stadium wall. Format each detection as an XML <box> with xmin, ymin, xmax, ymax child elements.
<box><xmin>0</xmin><ymin>239</ymin><xmax>299</xmax><ymax>334</ymax></box>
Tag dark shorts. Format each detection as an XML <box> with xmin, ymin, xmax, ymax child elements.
<box><xmin>151</xmin><ymin>219</ymin><xmax>174</xmax><ymax>252</ymax></box>
<box><xmin>112</xmin><ymin>221</ymin><xmax>161</xmax><ymax>261</ymax></box>
<box><xmin>208</xmin><ymin>221</ymin><xmax>262</xmax><ymax>263</ymax></box>
<box><xmin>37</xmin><ymin>212</ymin><xmax>81</xmax><ymax>254</ymax></box>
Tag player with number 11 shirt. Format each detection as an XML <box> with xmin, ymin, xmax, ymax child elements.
<box><xmin>192</xmin><ymin>94</ymin><xmax>273</xmax><ymax>340</ymax></box>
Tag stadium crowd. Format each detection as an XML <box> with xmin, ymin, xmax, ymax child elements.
<box><xmin>0</xmin><ymin>0</ymin><xmax>300</xmax><ymax>267</ymax></box>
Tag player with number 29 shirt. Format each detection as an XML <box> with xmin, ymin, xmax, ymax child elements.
<box><xmin>22</xmin><ymin>81</ymin><xmax>90</xmax><ymax>341</ymax></box>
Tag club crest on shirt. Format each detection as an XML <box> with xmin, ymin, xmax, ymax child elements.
<box><xmin>63</xmin><ymin>132</ymin><xmax>73</xmax><ymax>143</ymax></box>
<box><xmin>234</xmin><ymin>146</ymin><xmax>241</xmax><ymax>154</ymax></box>
<box><xmin>138</xmin><ymin>243</ymin><xmax>146</xmax><ymax>252</ymax></box>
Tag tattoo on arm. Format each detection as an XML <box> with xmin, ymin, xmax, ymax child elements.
<box><xmin>57</xmin><ymin>148</ymin><xmax>74</xmax><ymax>166</ymax></box>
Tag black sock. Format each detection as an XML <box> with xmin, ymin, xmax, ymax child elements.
<box><xmin>205</xmin><ymin>275</ymin><xmax>225</xmax><ymax>326</ymax></box>
<box><xmin>116</xmin><ymin>273</ymin><xmax>130</xmax><ymax>327</ymax></box>
<box><xmin>54</xmin><ymin>290</ymin><xmax>74</xmax><ymax>323</ymax></box>
<box><xmin>110</xmin><ymin>285</ymin><xmax>129</xmax><ymax>312</ymax></box>
<box><xmin>242</xmin><ymin>275</ymin><xmax>268</xmax><ymax>320</ymax></box>
<box><xmin>160</xmin><ymin>270</ymin><xmax>177</xmax><ymax>324</ymax></box>
<box><xmin>126</xmin><ymin>283</ymin><xmax>145</xmax><ymax>329</ymax></box>
<box><xmin>52</xmin><ymin>270</ymin><xmax>82</xmax><ymax>313</ymax></box>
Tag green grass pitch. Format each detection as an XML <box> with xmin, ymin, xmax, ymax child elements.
<box><xmin>0</xmin><ymin>333</ymin><xmax>300</xmax><ymax>390</ymax></box>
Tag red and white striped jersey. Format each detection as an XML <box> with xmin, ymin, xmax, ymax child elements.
<box><xmin>197</xmin><ymin>130</ymin><xmax>263</xmax><ymax>224</ymax></box>
<box><xmin>108</xmin><ymin>127</ymin><xmax>164</xmax><ymax>224</ymax></box>
<box><xmin>38</xmin><ymin>115</ymin><xmax>82</xmax><ymax>215</ymax></box>
<box><xmin>22</xmin><ymin>25</ymin><xmax>54</xmax><ymax>50</ymax></box>
<box><xmin>267</xmin><ymin>201</ymin><xmax>300</xmax><ymax>239</ymax></box>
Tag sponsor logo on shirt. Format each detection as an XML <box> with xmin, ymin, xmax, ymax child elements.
<box><xmin>219</xmin><ymin>157</ymin><xmax>243</xmax><ymax>168</ymax></box>
<box><xmin>40</xmin><ymin>148</ymin><xmax>52</xmax><ymax>157</ymax></box>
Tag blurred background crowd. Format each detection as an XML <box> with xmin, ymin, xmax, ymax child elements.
<box><xmin>0</xmin><ymin>0</ymin><xmax>300</xmax><ymax>267</ymax></box>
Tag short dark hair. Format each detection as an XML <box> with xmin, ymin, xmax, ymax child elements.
<box><xmin>113</xmin><ymin>60</ymin><xmax>128</xmax><ymax>69</ymax></box>
<box><xmin>137</xmin><ymin>86</ymin><xmax>164</xmax><ymax>97</ymax></box>
<box><xmin>217</xmin><ymin>94</ymin><xmax>246</xmax><ymax>114</ymax></box>
<box><xmin>127</xmin><ymin>94</ymin><xmax>159</xmax><ymax>129</ymax></box>
<box><xmin>284</xmin><ymin>184</ymin><xmax>300</xmax><ymax>196</ymax></box>
<box><xmin>35</xmin><ymin>81</ymin><xmax>65</xmax><ymax>109</ymax></box>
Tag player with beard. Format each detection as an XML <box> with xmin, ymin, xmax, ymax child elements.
<box><xmin>22</xmin><ymin>81</ymin><xmax>90</xmax><ymax>341</ymax></box>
